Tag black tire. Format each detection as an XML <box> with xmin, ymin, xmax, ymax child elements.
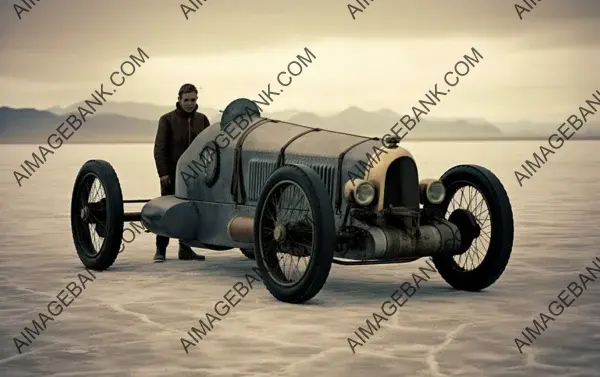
<box><xmin>240</xmin><ymin>248</ymin><xmax>255</xmax><ymax>260</ymax></box>
<box><xmin>201</xmin><ymin>141</ymin><xmax>220</xmax><ymax>188</ymax></box>
<box><xmin>254</xmin><ymin>165</ymin><xmax>336</xmax><ymax>304</ymax></box>
<box><xmin>71</xmin><ymin>160</ymin><xmax>124</xmax><ymax>271</ymax></box>
<box><xmin>428</xmin><ymin>164</ymin><xmax>514</xmax><ymax>291</ymax></box>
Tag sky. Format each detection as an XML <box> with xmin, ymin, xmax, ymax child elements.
<box><xmin>0</xmin><ymin>0</ymin><xmax>599</xmax><ymax>122</ymax></box>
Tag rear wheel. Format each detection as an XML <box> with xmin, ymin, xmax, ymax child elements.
<box><xmin>428</xmin><ymin>165</ymin><xmax>514</xmax><ymax>291</ymax></box>
<box><xmin>71</xmin><ymin>160</ymin><xmax>124</xmax><ymax>271</ymax></box>
<box><xmin>254</xmin><ymin>165</ymin><xmax>336</xmax><ymax>304</ymax></box>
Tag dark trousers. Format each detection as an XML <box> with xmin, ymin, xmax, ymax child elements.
<box><xmin>156</xmin><ymin>177</ymin><xmax>182</xmax><ymax>249</ymax></box>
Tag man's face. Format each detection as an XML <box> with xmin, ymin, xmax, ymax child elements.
<box><xmin>179</xmin><ymin>92</ymin><xmax>198</xmax><ymax>113</ymax></box>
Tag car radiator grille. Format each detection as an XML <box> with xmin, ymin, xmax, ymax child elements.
<box><xmin>247</xmin><ymin>158</ymin><xmax>337</xmax><ymax>202</ymax></box>
<box><xmin>384</xmin><ymin>156</ymin><xmax>420</xmax><ymax>209</ymax></box>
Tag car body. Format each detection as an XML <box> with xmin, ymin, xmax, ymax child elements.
<box><xmin>142</xmin><ymin>102</ymin><xmax>420</xmax><ymax>253</ymax></box>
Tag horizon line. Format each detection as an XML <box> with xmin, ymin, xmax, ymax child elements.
<box><xmin>0</xmin><ymin>103</ymin><xmax>572</xmax><ymax>125</ymax></box>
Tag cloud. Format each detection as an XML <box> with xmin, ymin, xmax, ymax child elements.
<box><xmin>0</xmin><ymin>0</ymin><xmax>597</xmax><ymax>87</ymax></box>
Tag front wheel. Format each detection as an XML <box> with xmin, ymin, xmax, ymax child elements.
<box><xmin>254</xmin><ymin>165</ymin><xmax>336</xmax><ymax>304</ymax></box>
<box><xmin>427</xmin><ymin>164</ymin><xmax>514</xmax><ymax>291</ymax></box>
<box><xmin>71</xmin><ymin>160</ymin><xmax>124</xmax><ymax>271</ymax></box>
<box><xmin>240</xmin><ymin>248</ymin><xmax>255</xmax><ymax>260</ymax></box>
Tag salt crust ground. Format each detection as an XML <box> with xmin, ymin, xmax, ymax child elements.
<box><xmin>1</xmin><ymin>243</ymin><xmax>599</xmax><ymax>377</ymax></box>
<box><xmin>1</xmin><ymin>143</ymin><xmax>599</xmax><ymax>376</ymax></box>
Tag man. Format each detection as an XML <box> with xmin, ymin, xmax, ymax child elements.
<box><xmin>153</xmin><ymin>83</ymin><xmax>210</xmax><ymax>262</ymax></box>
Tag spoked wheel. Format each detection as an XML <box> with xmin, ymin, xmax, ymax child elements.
<box><xmin>71</xmin><ymin>160</ymin><xmax>124</xmax><ymax>271</ymax></box>
<box><xmin>428</xmin><ymin>165</ymin><xmax>514</xmax><ymax>291</ymax></box>
<box><xmin>240</xmin><ymin>248</ymin><xmax>255</xmax><ymax>260</ymax></box>
<box><xmin>254</xmin><ymin>165</ymin><xmax>336</xmax><ymax>304</ymax></box>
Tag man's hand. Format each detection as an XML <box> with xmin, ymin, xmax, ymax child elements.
<box><xmin>160</xmin><ymin>175</ymin><xmax>172</xmax><ymax>187</ymax></box>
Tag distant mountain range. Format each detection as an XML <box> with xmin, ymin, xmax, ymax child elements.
<box><xmin>1</xmin><ymin>101</ymin><xmax>599</xmax><ymax>143</ymax></box>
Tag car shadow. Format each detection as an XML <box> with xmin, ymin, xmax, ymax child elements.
<box><xmin>82</xmin><ymin>255</ymin><xmax>492</xmax><ymax>308</ymax></box>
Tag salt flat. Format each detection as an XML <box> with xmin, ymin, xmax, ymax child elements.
<box><xmin>0</xmin><ymin>142</ymin><xmax>599</xmax><ymax>377</ymax></box>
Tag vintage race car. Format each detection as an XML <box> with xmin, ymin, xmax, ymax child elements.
<box><xmin>70</xmin><ymin>98</ymin><xmax>514</xmax><ymax>304</ymax></box>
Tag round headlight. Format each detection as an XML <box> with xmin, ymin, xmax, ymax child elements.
<box><xmin>354</xmin><ymin>181</ymin><xmax>376</xmax><ymax>206</ymax></box>
<box><xmin>426</xmin><ymin>181</ymin><xmax>446</xmax><ymax>204</ymax></box>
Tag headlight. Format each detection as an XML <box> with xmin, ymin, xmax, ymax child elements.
<box><xmin>354</xmin><ymin>181</ymin><xmax>376</xmax><ymax>206</ymax></box>
<box><xmin>425</xmin><ymin>180</ymin><xmax>445</xmax><ymax>204</ymax></box>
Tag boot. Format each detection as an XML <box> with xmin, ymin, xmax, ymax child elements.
<box><xmin>153</xmin><ymin>246</ymin><xmax>166</xmax><ymax>262</ymax></box>
<box><xmin>178</xmin><ymin>243</ymin><xmax>205</xmax><ymax>261</ymax></box>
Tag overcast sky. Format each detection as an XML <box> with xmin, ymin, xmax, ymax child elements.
<box><xmin>1</xmin><ymin>0</ymin><xmax>598</xmax><ymax>122</ymax></box>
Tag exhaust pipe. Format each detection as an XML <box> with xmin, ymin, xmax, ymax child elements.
<box><xmin>342</xmin><ymin>219</ymin><xmax>462</xmax><ymax>260</ymax></box>
<box><xmin>227</xmin><ymin>216</ymin><xmax>254</xmax><ymax>243</ymax></box>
